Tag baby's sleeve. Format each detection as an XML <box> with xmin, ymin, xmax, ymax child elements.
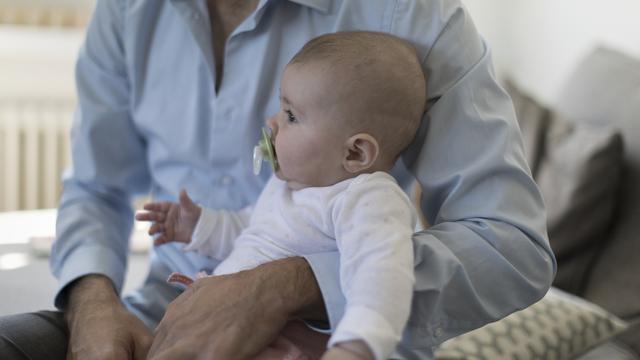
<box><xmin>183</xmin><ymin>206</ymin><xmax>253</xmax><ymax>259</ymax></box>
<box><xmin>330</xmin><ymin>174</ymin><xmax>416</xmax><ymax>359</ymax></box>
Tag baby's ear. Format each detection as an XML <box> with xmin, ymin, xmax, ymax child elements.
<box><xmin>343</xmin><ymin>133</ymin><xmax>379</xmax><ymax>174</ymax></box>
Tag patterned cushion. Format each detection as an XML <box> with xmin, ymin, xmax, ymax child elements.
<box><xmin>435</xmin><ymin>288</ymin><xmax>628</xmax><ymax>360</ymax></box>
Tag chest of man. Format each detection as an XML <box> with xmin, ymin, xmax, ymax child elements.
<box><xmin>116</xmin><ymin>0</ymin><xmax>422</xmax><ymax>209</ymax></box>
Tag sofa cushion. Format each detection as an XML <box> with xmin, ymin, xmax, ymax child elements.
<box><xmin>553</xmin><ymin>47</ymin><xmax>640</xmax><ymax>321</ymax></box>
<box><xmin>506</xmin><ymin>81</ymin><xmax>550</xmax><ymax>176</ymax></box>
<box><xmin>435</xmin><ymin>287</ymin><xmax>629</xmax><ymax>360</ymax></box>
<box><xmin>506</xmin><ymin>81</ymin><xmax>623</xmax><ymax>295</ymax></box>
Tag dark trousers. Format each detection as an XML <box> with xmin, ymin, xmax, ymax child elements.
<box><xmin>0</xmin><ymin>311</ymin><xmax>68</xmax><ymax>360</ymax></box>
<box><xmin>0</xmin><ymin>256</ymin><xmax>188</xmax><ymax>359</ymax></box>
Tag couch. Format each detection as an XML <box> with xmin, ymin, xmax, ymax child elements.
<box><xmin>435</xmin><ymin>47</ymin><xmax>640</xmax><ymax>359</ymax></box>
<box><xmin>549</xmin><ymin>47</ymin><xmax>640</xmax><ymax>355</ymax></box>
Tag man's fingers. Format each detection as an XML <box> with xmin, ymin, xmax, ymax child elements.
<box><xmin>147</xmin><ymin>333</ymin><xmax>164</xmax><ymax>359</ymax></box>
<box><xmin>148</xmin><ymin>346</ymin><xmax>196</xmax><ymax>360</ymax></box>
<box><xmin>148</xmin><ymin>307</ymin><xmax>186</xmax><ymax>359</ymax></box>
<box><xmin>67</xmin><ymin>345</ymin><xmax>129</xmax><ymax>360</ymax></box>
<box><xmin>133</xmin><ymin>330</ymin><xmax>153</xmax><ymax>360</ymax></box>
<box><xmin>149</xmin><ymin>315</ymin><xmax>171</xmax><ymax>359</ymax></box>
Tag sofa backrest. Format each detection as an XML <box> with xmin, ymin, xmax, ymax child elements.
<box><xmin>554</xmin><ymin>47</ymin><xmax>640</xmax><ymax>319</ymax></box>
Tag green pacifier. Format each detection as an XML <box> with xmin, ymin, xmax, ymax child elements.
<box><xmin>253</xmin><ymin>127</ymin><xmax>278</xmax><ymax>175</ymax></box>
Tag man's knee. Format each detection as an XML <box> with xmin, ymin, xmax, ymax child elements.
<box><xmin>0</xmin><ymin>311</ymin><xmax>68</xmax><ymax>360</ymax></box>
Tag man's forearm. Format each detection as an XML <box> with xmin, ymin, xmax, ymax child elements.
<box><xmin>64</xmin><ymin>274</ymin><xmax>121</xmax><ymax>321</ymax></box>
<box><xmin>256</xmin><ymin>257</ymin><xmax>328</xmax><ymax>323</ymax></box>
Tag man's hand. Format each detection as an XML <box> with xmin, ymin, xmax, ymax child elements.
<box><xmin>148</xmin><ymin>257</ymin><xmax>326</xmax><ymax>360</ymax></box>
<box><xmin>135</xmin><ymin>189</ymin><xmax>202</xmax><ymax>245</ymax></box>
<box><xmin>321</xmin><ymin>341</ymin><xmax>374</xmax><ymax>360</ymax></box>
<box><xmin>65</xmin><ymin>274</ymin><xmax>153</xmax><ymax>360</ymax></box>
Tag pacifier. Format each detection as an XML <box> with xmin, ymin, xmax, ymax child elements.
<box><xmin>253</xmin><ymin>127</ymin><xmax>278</xmax><ymax>175</ymax></box>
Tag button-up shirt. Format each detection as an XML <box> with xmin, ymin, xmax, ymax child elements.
<box><xmin>51</xmin><ymin>0</ymin><xmax>556</xmax><ymax>358</ymax></box>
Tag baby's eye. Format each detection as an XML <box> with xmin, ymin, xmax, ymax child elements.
<box><xmin>285</xmin><ymin>110</ymin><xmax>297</xmax><ymax>123</ymax></box>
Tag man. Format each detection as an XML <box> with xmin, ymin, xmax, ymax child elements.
<box><xmin>0</xmin><ymin>0</ymin><xmax>556</xmax><ymax>359</ymax></box>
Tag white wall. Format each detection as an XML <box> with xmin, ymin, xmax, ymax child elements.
<box><xmin>0</xmin><ymin>26</ymin><xmax>84</xmax><ymax>99</ymax></box>
<box><xmin>3</xmin><ymin>1</ymin><xmax>640</xmax><ymax>102</ymax></box>
<box><xmin>462</xmin><ymin>0</ymin><xmax>640</xmax><ymax>104</ymax></box>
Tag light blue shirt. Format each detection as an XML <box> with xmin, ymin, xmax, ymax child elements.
<box><xmin>50</xmin><ymin>0</ymin><xmax>556</xmax><ymax>358</ymax></box>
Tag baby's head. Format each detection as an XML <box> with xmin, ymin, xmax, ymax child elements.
<box><xmin>267</xmin><ymin>31</ymin><xmax>426</xmax><ymax>190</ymax></box>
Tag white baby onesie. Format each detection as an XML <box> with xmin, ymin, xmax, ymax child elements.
<box><xmin>184</xmin><ymin>171</ymin><xmax>416</xmax><ymax>359</ymax></box>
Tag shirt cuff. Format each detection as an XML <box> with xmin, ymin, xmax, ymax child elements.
<box><xmin>52</xmin><ymin>244</ymin><xmax>126</xmax><ymax>309</ymax></box>
<box><xmin>329</xmin><ymin>305</ymin><xmax>398</xmax><ymax>360</ymax></box>
<box><xmin>302</xmin><ymin>252</ymin><xmax>345</xmax><ymax>332</ymax></box>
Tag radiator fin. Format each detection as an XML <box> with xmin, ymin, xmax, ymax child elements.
<box><xmin>0</xmin><ymin>98</ymin><xmax>73</xmax><ymax>211</ymax></box>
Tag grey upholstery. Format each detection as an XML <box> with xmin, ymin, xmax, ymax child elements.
<box><xmin>536</xmin><ymin>113</ymin><xmax>623</xmax><ymax>294</ymax></box>
<box><xmin>507</xmin><ymin>80</ymin><xmax>624</xmax><ymax>296</ymax></box>
<box><xmin>553</xmin><ymin>47</ymin><xmax>640</xmax><ymax>351</ymax></box>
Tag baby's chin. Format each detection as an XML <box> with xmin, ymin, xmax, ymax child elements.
<box><xmin>275</xmin><ymin>170</ymin><xmax>309</xmax><ymax>190</ymax></box>
<box><xmin>285</xmin><ymin>181</ymin><xmax>309</xmax><ymax>190</ymax></box>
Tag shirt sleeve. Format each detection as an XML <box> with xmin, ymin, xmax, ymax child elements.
<box><xmin>49</xmin><ymin>0</ymin><xmax>148</xmax><ymax>309</ymax></box>
<box><xmin>327</xmin><ymin>176</ymin><xmax>416</xmax><ymax>360</ymax></box>
<box><xmin>183</xmin><ymin>206</ymin><xmax>253</xmax><ymax>259</ymax></box>
<box><xmin>305</xmin><ymin>1</ymin><xmax>556</xmax><ymax>354</ymax></box>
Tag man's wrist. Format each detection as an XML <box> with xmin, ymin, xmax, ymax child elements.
<box><xmin>256</xmin><ymin>257</ymin><xmax>327</xmax><ymax>322</ymax></box>
<box><xmin>335</xmin><ymin>341</ymin><xmax>374</xmax><ymax>360</ymax></box>
<box><xmin>64</xmin><ymin>274</ymin><xmax>120</xmax><ymax>317</ymax></box>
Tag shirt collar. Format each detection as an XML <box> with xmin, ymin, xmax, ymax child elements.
<box><xmin>173</xmin><ymin>0</ymin><xmax>330</xmax><ymax>14</ymax></box>
<box><xmin>286</xmin><ymin>0</ymin><xmax>331</xmax><ymax>14</ymax></box>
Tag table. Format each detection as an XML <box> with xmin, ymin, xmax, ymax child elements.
<box><xmin>0</xmin><ymin>209</ymin><xmax>150</xmax><ymax>315</ymax></box>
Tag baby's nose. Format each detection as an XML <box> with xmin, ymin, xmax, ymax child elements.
<box><xmin>266</xmin><ymin>114</ymin><xmax>278</xmax><ymax>134</ymax></box>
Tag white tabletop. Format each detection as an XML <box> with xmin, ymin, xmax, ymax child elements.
<box><xmin>0</xmin><ymin>209</ymin><xmax>150</xmax><ymax>315</ymax></box>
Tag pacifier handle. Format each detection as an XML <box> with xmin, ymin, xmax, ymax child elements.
<box><xmin>253</xmin><ymin>127</ymin><xmax>278</xmax><ymax>175</ymax></box>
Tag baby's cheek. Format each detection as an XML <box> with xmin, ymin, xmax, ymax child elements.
<box><xmin>275</xmin><ymin>145</ymin><xmax>297</xmax><ymax>176</ymax></box>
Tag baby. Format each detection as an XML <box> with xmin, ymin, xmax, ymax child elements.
<box><xmin>137</xmin><ymin>31</ymin><xmax>426</xmax><ymax>360</ymax></box>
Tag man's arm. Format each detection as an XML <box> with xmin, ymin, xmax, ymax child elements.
<box><xmin>49</xmin><ymin>0</ymin><xmax>153</xmax><ymax>358</ymax></box>
<box><xmin>306</xmin><ymin>1</ymin><xmax>556</xmax><ymax>354</ymax></box>
<box><xmin>51</xmin><ymin>0</ymin><xmax>147</xmax><ymax>307</ymax></box>
<box><xmin>144</xmin><ymin>2</ymin><xmax>553</xmax><ymax>358</ymax></box>
<box><xmin>148</xmin><ymin>257</ymin><xmax>327</xmax><ymax>359</ymax></box>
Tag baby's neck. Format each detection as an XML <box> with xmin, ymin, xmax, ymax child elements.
<box><xmin>286</xmin><ymin>161</ymin><xmax>394</xmax><ymax>191</ymax></box>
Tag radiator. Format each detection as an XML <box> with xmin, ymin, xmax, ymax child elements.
<box><xmin>0</xmin><ymin>98</ymin><xmax>74</xmax><ymax>211</ymax></box>
<box><xmin>0</xmin><ymin>1</ymin><xmax>95</xmax><ymax>28</ymax></box>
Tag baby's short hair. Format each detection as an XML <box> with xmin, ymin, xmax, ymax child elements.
<box><xmin>288</xmin><ymin>31</ymin><xmax>427</xmax><ymax>161</ymax></box>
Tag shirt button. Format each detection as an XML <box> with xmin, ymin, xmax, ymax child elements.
<box><xmin>219</xmin><ymin>176</ymin><xmax>233</xmax><ymax>186</ymax></box>
<box><xmin>434</xmin><ymin>327</ymin><xmax>443</xmax><ymax>338</ymax></box>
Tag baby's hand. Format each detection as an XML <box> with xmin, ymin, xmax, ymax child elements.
<box><xmin>321</xmin><ymin>341</ymin><xmax>374</xmax><ymax>360</ymax></box>
<box><xmin>135</xmin><ymin>189</ymin><xmax>202</xmax><ymax>246</ymax></box>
